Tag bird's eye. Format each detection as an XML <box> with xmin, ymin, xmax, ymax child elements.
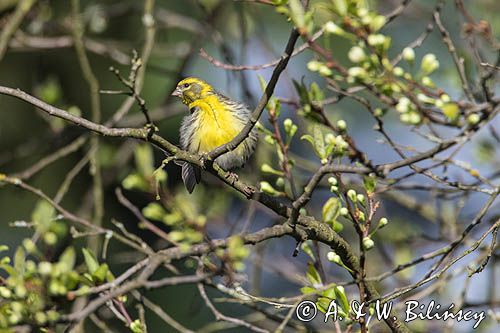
<box><xmin>183</xmin><ymin>83</ymin><xmax>190</xmax><ymax>88</ymax></box>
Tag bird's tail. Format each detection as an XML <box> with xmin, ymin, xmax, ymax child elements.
<box><xmin>179</xmin><ymin>162</ymin><xmax>201</xmax><ymax>193</ymax></box>
<box><xmin>160</xmin><ymin>147</ymin><xmax>201</xmax><ymax>194</ymax></box>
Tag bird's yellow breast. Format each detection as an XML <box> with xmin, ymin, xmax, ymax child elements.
<box><xmin>188</xmin><ymin>95</ymin><xmax>243</xmax><ymax>153</ymax></box>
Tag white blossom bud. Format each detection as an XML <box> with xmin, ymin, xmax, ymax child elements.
<box><xmin>348</xmin><ymin>46</ymin><xmax>366</xmax><ymax>63</ymax></box>
<box><xmin>402</xmin><ymin>47</ymin><xmax>415</xmax><ymax>62</ymax></box>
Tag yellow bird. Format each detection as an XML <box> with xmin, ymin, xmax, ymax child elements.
<box><xmin>171</xmin><ymin>77</ymin><xmax>258</xmax><ymax>193</ymax></box>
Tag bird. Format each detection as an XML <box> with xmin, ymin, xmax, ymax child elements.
<box><xmin>171</xmin><ymin>77</ymin><xmax>258</xmax><ymax>193</ymax></box>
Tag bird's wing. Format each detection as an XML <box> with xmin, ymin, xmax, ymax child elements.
<box><xmin>179</xmin><ymin>112</ymin><xmax>198</xmax><ymax>151</ymax></box>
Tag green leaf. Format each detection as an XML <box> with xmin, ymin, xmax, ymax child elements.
<box><xmin>92</xmin><ymin>263</ymin><xmax>109</xmax><ymax>283</ymax></box>
<box><xmin>0</xmin><ymin>260</ymin><xmax>15</xmax><ymax>276</ymax></box>
<box><xmin>82</xmin><ymin>248</ymin><xmax>99</xmax><ymax>274</ymax></box>
<box><xmin>293</xmin><ymin>79</ymin><xmax>309</xmax><ymax>103</ymax></box>
<box><xmin>363</xmin><ymin>176</ymin><xmax>377</xmax><ymax>193</ymax></box>
<box><xmin>134</xmin><ymin>144</ymin><xmax>154</xmax><ymax>178</ymax></box>
<box><xmin>306</xmin><ymin>263</ymin><xmax>322</xmax><ymax>286</ymax></box>
<box><xmin>321</xmin><ymin>286</ymin><xmax>336</xmax><ymax>300</ymax></box>
<box><xmin>300</xmin><ymin>286</ymin><xmax>317</xmax><ymax>294</ymax></box>
<box><xmin>300</xmin><ymin>134</ymin><xmax>314</xmax><ymax>146</ymax></box>
<box><xmin>322</xmin><ymin>197</ymin><xmax>341</xmax><ymax>224</ymax></box>
<box><xmin>317</xmin><ymin>297</ymin><xmax>331</xmax><ymax>313</ymax></box>
<box><xmin>122</xmin><ymin>172</ymin><xmax>149</xmax><ymax>191</ymax></box>
<box><xmin>300</xmin><ymin>241</ymin><xmax>315</xmax><ymax>261</ymax></box>
<box><xmin>334</xmin><ymin>286</ymin><xmax>350</xmax><ymax>314</ymax></box>
<box><xmin>313</xmin><ymin>125</ymin><xmax>326</xmax><ymax>158</ymax></box>
<box><xmin>142</xmin><ymin>203</ymin><xmax>166</xmax><ymax>221</ymax></box>
<box><xmin>14</xmin><ymin>246</ymin><xmax>26</xmax><ymax>275</ymax></box>
<box><xmin>369</xmin><ymin>15</ymin><xmax>387</xmax><ymax>32</ymax></box>
<box><xmin>268</xmin><ymin>97</ymin><xmax>281</xmax><ymax>117</ymax></box>
<box><xmin>257</xmin><ymin>75</ymin><xmax>267</xmax><ymax>92</ymax></box>
<box><xmin>36</xmin><ymin>77</ymin><xmax>62</xmax><ymax>105</ymax></box>
<box><xmin>32</xmin><ymin>200</ymin><xmax>56</xmax><ymax>234</ymax></box>
<box><xmin>289</xmin><ymin>0</ymin><xmax>305</xmax><ymax>29</ymax></box>
<box><xmin>331</xmin><ymin>0</ymin><xmax>347</xmax><ymax>16</ymax></box>
<box><xmin>309</xmin><ymin>82</ymin><xmax>324</xmax><ymax>102</ymax></box>
<box><xmin>106</xmin><ymin>269</ymin><xmax>115</xmax><ymax>282</ymax></box>
<box><xmin>129</xmin><ymin>319</ymin><xmax>144</xmax><ymax>333</ymax></box>
<box><xmin>162</xmin><ymin>211</ymin><xmax>183</xmax><ymax>226</ymax></box>
<box><xmin>325</xmin><ymin>139</ymin><xmax>336</xmax><ymax>157</ymax></box>
<box><xmin>58</xmin><ymin>247</ymin><xmax>76</xmax><ymax>273</ymax></box>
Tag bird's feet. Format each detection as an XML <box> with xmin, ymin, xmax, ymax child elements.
<box><xmin>224</xmin><ymin>171</ymin><xmax>255</xmax><ymax>198</ymax></box>
<box><xmin>225</xmin><ymin>171</ymin><xmax>239</xmax><ymax>184</ymax></box>
<box><xmin>242</xmin><ymin>185</ymin><xmax>256</xmax><ymax>198</ymax></box>
<box><xmin>199</xmin><ymin>153</ymin><xmax>211</xmax><ymax>169</ymax></box>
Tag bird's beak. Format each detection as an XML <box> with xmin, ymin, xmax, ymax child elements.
<box><xmin>171</xmin><ymin>87</ymin><xmax>182</xmax><ymax>97</ymax></box>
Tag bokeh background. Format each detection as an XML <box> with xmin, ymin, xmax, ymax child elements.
<box><xmin>0</xmin><ymin>0</ymin><xmax>499</xmax><ymax>332</ymax></box>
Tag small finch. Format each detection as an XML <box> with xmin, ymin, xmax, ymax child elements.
<box><xmin>171</xmin><ymin>77</ymin><xmax>258</xmax><ymax>193</ymax></box>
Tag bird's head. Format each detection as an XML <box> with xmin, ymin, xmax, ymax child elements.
<box><xmin>171</xmin><ymin>77</ymin><xmax>213</xmax><ymax>105</ymax></box>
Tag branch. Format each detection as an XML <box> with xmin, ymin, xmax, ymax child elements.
<box><xmin>0</xmin><ymin>0</ymin><xmax>36</xmax><ymax>61</ymax></box>
<box><xmin>71</xmin><ymin>0</ymin><xmax>105</xmax><ymax>253</ymax></box>
<box><xmin>131</xmin><ymin>291</ymin><xmax>195</xmax><ymax>333</ymax></box>
<box><xmin>9</xmin><ymin>33</ymin><xmax>131</xmax><ymax>64</ymax></box>
<box><xmin>199</xmin><ymin>28</ymin><xmax>323</xmax><ymax>71</ymax></box>
<box><xmin>198</xmin><ymin>282</ymin><xmax>269</xmax><ymax>333</ymax></box>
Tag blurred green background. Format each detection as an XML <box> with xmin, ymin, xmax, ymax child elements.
<box><xmin>0</xmin><ymin>0</ymin><xmax>499</xmax><ymax>332</ymax></box>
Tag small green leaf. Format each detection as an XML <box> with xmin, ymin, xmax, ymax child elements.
<box><xmin>322</xmin><ymin>197</ymin><xmax>341</xmax><ymax>224</ymax></box>
<box><xmin>122</xmin><ymin>172</ymin><xmax>148</xmax><ymax>191</ymax></box>
<box><xmin>306</xmin><ymin>263</ymin><xmax>322</xmax><ymax>286</ymax></box>
<box><xmin>82</xmin><ymin>248</ymin><xmax>99</xmax><ymax>274</ymax></box>
<box><xmin>36</xmin><ymin>77</ymin><xmax>62</xmax><ymax>105</ymax></box>
<box><xmin>300</xmin><ymin>241</ymin><xmax>315</xmax><ymax>261</ymax></box>
<box><xmin>309</xmin><ymin>82</ymin><xmax>324</xmax><ymax>102</ymax></box>
<box><xmin>369</xmin><ymin>15</ymin><xmax>387</xmax><ymax>32</ymax></box>
<box><xmin>331</xmin><ymin>0</ymin><xmax>347</xmax><ymax>16</ymax></box>
<box><xmin>300</xmin><ymin>134</ymin><xmax>314</xmax><ymax>145</ymax></box>
<box><xmin>14</xmin><ymin>246</ymin><xmax>26</xmax><ymax>275</ymax></box>
<box><xmin>335</xmin><ymin>286</ymin><xmax>350</xmax><ymax>313</ymax></box>
<box><xmin>129</xmin><ymin>319</ymin><xmax>144</xmax><ymax>333</ymax></box>
<box><xmin>58</xmin><ymin>247</ymin><xmax>76</xmax><ymax>273</ymax></box>
<box><xmin>300</xmin><ymin>286</ymin><xmax>316</xmax><ymax>294</ymax></box>
<box><xmin>321</xmin><ymin>286</ymin><xmax>336</xmax><ymax>300</ymax></box>
<box><xmin>92</xmin><ymin>263</ymin><xmax>109</xmax><ymax>283</ymax></box>
<box><xmin>32</xmin><ymin>200</ymin><xmax>56</xmax><ymax>234</ymax></box>
<box><xmin>288</xmin><ymin>0</ymin><xmax>305</xmax><ymax>29</ymax></box>
<box><xmin>142</xmin><ymin>203</ymin><xmax>166</xmax><ymax>221</ymax></box>
<box><xmin>363</xmin><ymin>176</ymin><xmax>377</xmax><ymax>193</ymax></box>
<box><xmin>257</xmin><ymin>75</ymin><xmax>267</xmax><ymax>92</ymax></box>
<box><xmin>0</xmin><ymin>260</ymin><xmax>15</xmax><ymax>276</ymax></box>
<box><xmin>293</xmin><ymin>79</ymin><xmax>309</xmax><ymax>103</ymax></box>
<box><xmin>268</xmin><ymin>97</ymin><xmax>281</xmax><ymax>117</ymax></box>
<box><xmin>134</xmin><ymin>144</ymin><xmax>154</xmax><ymax>178</ymax></box>
<box><xmin>313</xmin><ymin>125</ymin><xmax>326</xmax><ymax>158</ymax></box>
<box><xmin>162</xmin><ymin>211</ymin><xmax>183</xmax><ymax>226</ymax></box>
<box><xmin>317</xmin><ymin>296</ymin><xmax>332</xmax><ymax>313</ymax></box>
